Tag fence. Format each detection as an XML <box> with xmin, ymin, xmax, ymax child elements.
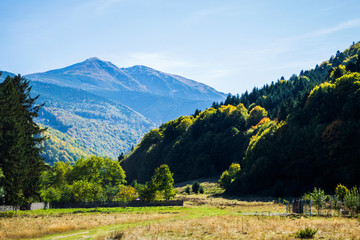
<box><xmin>0</xmin><ymin>200</ymin><xmax>183</xmax><ymax>211</ymax></box>
<box><xmin>286</xmin><ymin>199</ymin><xmax>312</xmax><ymax>215</ymax></box>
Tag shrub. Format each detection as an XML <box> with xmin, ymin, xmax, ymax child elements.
<box><xmin>99</xmin><ymin>230</ymin><xmax>124</xmax><ymax>240</ymax></box>
<box><xmin>329</xmin><ymin>195</ymin><xmax>342</xmax><ymax>216</ymax></box>
<box><xmin>344</xmin><ymin>186</ymin><xmax>360</xmax><ymax>216</ymax></box>
<box><xmin>192</xmin><ymin>181</ymin><xmax>200</xmax><ymax>194</ymax></box>
<box><xmin>228</xmin><ymin>163</ymin><xmax>241</xmax><ymax>177</ymax></box>
<box><xmin>219</xmin><ymin>163</ymin><xmax>241</xmax><ymax>189</ymax></box>
<box><xmin>219</xmin><ymin>171</ymin><xmax>231</xmax><ymax>189</ymax></box>
<box><xmin>137</xmin><ymin>182</ymin><xmax>157</xmax><ymax>202</ymax></box>
<box><xmin>199</xmin><ymin>185</ymin><xmax>204</xmax><ymax>194</ymax></box>
<box><xmin>335</xmin><ymin>184</ymin><xmax>349</xmax><ymax>201</ymax></box>
<box><xmin>185</xmin><ymin>186</ymin><xmax>191</xmax><ymax>194</ymax></box>
<box><xmin>40</xmin><ymin>187</ymin><xmax>62</xmax><ymax>202</ymax></box>
<box><xmin>310</xmin><ymin>187</ymin><xmax>326</xmax><ymax>215</ymax></box>
<box><xmin>117</xmin><ymin>185</ymin><xmax>137</xmax><ymax>203</ymax></box>
<box><xmin>295</xmin><ymin>227</ymin><xmax>318</xmax><ymax>239</ymax></box>
<box><xmin>302</xmin><ymin>193</ymin><xmax>311</xmax><ymax>201</ymax></box>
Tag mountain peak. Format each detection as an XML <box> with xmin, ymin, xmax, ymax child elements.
<box><xmin>86</xmin><ymin>57</ymin><xmax>103</xmax><ymax>62</ymax></box>
<box><xmin>25</xmin><ymin>58</ymin><xmax>225</xmax><ymax>102</ymax></box>
<box><xmin>88</xmin><ymin>57</ymin><xmax>101</xmax><ymax>60</ymax></box>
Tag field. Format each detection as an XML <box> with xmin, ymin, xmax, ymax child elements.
<box><xmin>0</xmin><ymin>180</ymin><xmax>359</xmax><ymax>240</ymax></box>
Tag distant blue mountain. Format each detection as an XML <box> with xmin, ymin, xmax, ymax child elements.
<box><xmin>0</xmin><ymin>71</ymin><xmax>16</xmax><ymax>81</ymax></box>
<box><xmin>31</xmin><ymin>81</ymin><xmax>154</xmax><ymax>163</ymax></box>
<box><xmin>1</xmin><ymin>69</ymin><xmax>154</xmax><ymax>163</ymax></box>
<box><xmin>26</xmin><ymin>58</ymin><xmax>226</xmax><ymax>122</ymax></box>
<box><xmin>2</xmin><ymin>58</ymin><xmax>226</xmax><ymax>163</ymax></box>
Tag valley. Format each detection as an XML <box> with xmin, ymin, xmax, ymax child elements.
<box><xmin>1</xmin><ymin>1</ymin><xmax>360</xmax><ymax>239</ymax></box>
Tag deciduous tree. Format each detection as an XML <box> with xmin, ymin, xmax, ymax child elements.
<box><xmin>152</xmin><ymin>164</ymin><xmax>175</xmax><ymax>200</ymax></box>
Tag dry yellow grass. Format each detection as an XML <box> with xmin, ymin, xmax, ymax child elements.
<box><xmin>1</xmin><ymin>180</ymin><xmax>359</xmax><ymax>239</ymax></box>
<box><xmin>0</xmin><ymin>212</ymin><xmax>177</xmax><ymax>239</ymax></box>
<box><xmin>181</xmin><ymin>195</ymin><xmax>285</xmax><ymax>213</ymax></box>
<box><xmin>113</xmin><ymin>215</ymin><xmax>360</xmax><ymax>240</ymax></box>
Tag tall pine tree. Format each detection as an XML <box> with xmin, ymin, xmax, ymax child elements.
<box><xmin>0</xmin><ymin>73</ymin><xmax>46</xmax><ymax>205</ymax></box>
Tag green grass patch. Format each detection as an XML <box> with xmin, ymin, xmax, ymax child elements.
<box><xmin>295</xmin><ymin>227</ymin><xmax>318</xmax><ymax>239</ymax></box>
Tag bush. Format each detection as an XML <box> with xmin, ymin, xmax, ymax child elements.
<box><xmin>310</xmin><ymin>187</ymin><xmax>326</xmax><ymax>215</ymax></box>
<box><xmin>101</xmin><ymin>230</ymin><xmax>124</xmax><ymax>240</ymax></box>
<box><xmin>40</xmin><ymin>187</ymin><xmax>62</xmax><ymax>202</ymax></box>
<box><xmin>329</xmin><ymin>195</ymin><xmax>342</xmax><ymax>216</ymax></box>
<box><xmin>335</xmin><ymin>184</ymin><xmax>349</xmax><ymax>201</ymax></box>
<box><xmin>219</xmin><ymin>171</ymin><xmax>231</xmax><ymax>189</ymax></box>
<box><xmin>302</xmin><ymin>193</ymin><xmax>311</xmax><ymax>201</ymax></box>
<box><xmin>192</xmin><ymin>181</ymin><xmax>200</xmax><ymax>194</ymax></box>
<box><xmin>295</xmin><ymin>227</ymin><xmax>318</xmax><ymax>239</ymax></box>
<box><xmin>116</xmin><ymin>185</ymin><xmax>137</xmax><ymax>203</ymax></box>
<box><xmin>199</xmin><ymin>185</ymin><xmax>204</xmax><ymax>194</ymax></box>
<box><xmin>185</xmin><ymin>186</ymin><xmax>191</xmax><ymax>194</ymax></box>
<box><xmin>344</xmin><ymin>186</ymin><xmax>360</xmax><ymax>216</ymax></box>
<box><xmin>219</xmin><ymin>163</ymin><xmax>241</xmax><ymax>189</ymax></box>
<box><xmin>137</xmin><ymin>182</ymin><xmax>157</xmax><ymax>202</ymax></box>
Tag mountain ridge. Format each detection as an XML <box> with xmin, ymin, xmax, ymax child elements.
<box><xmin>26</xmin><ymin>57</ymin><xmax>225</xmax><ymax>100</ymax></box>
<box><xmin>25</xmin><ymin>58</ymin><xmax>226</xmax><ymax>123</ymax></box>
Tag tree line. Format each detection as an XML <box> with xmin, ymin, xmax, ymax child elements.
<box><xmin>0</xmin><ymin>73</ymin><xmax>175</xmax><ymax>205</ymax></box>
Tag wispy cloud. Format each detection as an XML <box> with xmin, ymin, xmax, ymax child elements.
<box><xmin>315</xmin><ymin>18</ymin><xmax>360</xmax><ymax>35</ymax></box>
<box><xmin>293</xmin><ymin>18</ymin><xmax>360</xmax><ymax>40</ymax></box>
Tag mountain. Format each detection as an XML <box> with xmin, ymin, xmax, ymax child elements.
<box><xmin>0</xmin><ymin>71</ymin><xmax>15</xmax><ymax>80</ymax></box>
<box><xmin>26</xmin><ymin>58</ymin><xmax>226</xmax><ymax>123</ymax></box>
<box><xmin>30</xmin><ymin>81</ymin><xmax>154</xmax><ymax>164</ymax></box>
<box><xmin>121</xmin><ymin>42</ymin><xmax>360</xmax><ymax>197</ymax></box>
<box><xmin>1</xmin><ymin>69</ymin><xmax>155</xmax><ymax>164</ymax></box>
<box><xmin>2</xmin><ymin>58</ymin><xmax>225</xmax><ymax>165</ymax></box>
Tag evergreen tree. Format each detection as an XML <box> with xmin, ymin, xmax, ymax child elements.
<box><xmin>117</xmin><ymin>152</ymin><xmax>125</xmax><ymax>162</ymax></box>
<box><xmin>192</xmin><ymin>181</ymin><xmax>200</xmax><ymax>194</ymax></box>
<box><xmin>346</xmin><ymin>56</ymin><xmax>360</xmax><ymax>73</ymax></box>
<box><xmin>0</xmin><ymin>74</ymin><xmax>46</xmax><ymax>204</ymax></box>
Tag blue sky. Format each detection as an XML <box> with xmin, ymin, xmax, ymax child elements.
<box><xmin>1</xmin><ymin>0</ymin><xmax>360</xmax><ymax>94</ymax></box>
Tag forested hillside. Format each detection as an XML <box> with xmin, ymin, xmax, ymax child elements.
<box><xmin>39</xmin><ymin>126</ymin><xmax>97</xmax><ymax>164</ymax></box>
<box><xmin>31</xmin><ymin>81</ymin><xmax>154</xmax><ymax>164</ymax></box>
<box><xmin>122</xmin><ymin>104</ymin><xmax>257</xmax><ymax>182</ymax></box>
<box><xmin>214</xmin><ymin>42</ymin><xmax>360</xmax><ymax>120</ymax></box>
<box><xmin>122</xmin><ymin>42</ymin><xmax>360</xmax><ymax>196</ymax></box>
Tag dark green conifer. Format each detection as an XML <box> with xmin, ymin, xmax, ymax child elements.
<box><xmin>0</xmin><ymin>74</ymin><xmax>46</xmax><ymax>204</ymax></box>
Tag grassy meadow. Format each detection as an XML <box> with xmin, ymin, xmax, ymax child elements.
<box><xmin>0</xmin><ymin>179</ymin><xmax>359</xmax><ymax>240</ymax></box>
